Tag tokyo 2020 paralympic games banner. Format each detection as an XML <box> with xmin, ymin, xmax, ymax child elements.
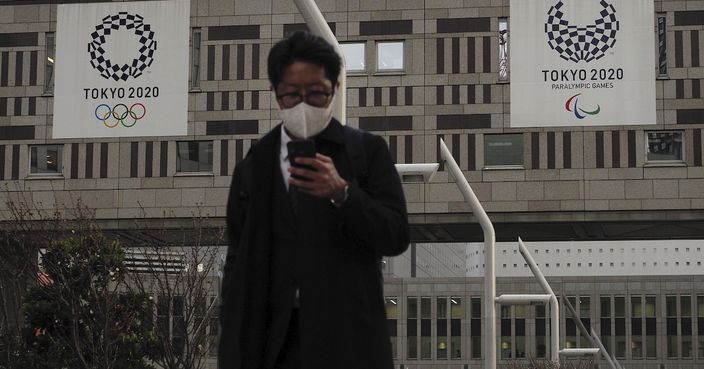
<box><xmin>510</xmin><ymin>0</ymin><xmax>655</xmax><ymax>127</ymax></box>
<box><xmin>53</xmin><ymin>0</ymin><xmax>189</xmax><ymax>138</ymax></box>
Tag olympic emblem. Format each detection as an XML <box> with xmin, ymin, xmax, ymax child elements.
<box><xmin>95</xmin><ymin>103</ymin><xmax>147</xmax><ymax>128</ymax></box>
<box><xmin>88</xmin><ymin>12</ymin><xmax>157</xmax><ymax>81</ymax></box>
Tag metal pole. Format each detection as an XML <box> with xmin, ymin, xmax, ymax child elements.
<box><xmin>439</xmin><ymin>139</ymin><xmax>496</xmax><ymax>369</ymax></box>
<box><xmin>293</xmin><ymin>0</ymin><xmax>346</xmax><ymax>124</ymax></box>
<box><xmin>590</xmin><ymin>327</ymin><xmax>620</xmax><ymax>369</ymax></box>
<box><xmin>518</xmin><ymin>238</ymin><xmax>560</xmax><ymax>363</ymax></box>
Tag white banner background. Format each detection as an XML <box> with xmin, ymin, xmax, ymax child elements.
<box><xmin>510</xmin><ymin>0</ymin><xmax>656</xmax><ymax>127</ymax></box>
<box><xmin>54</xmin><ymin>0</ymin><xmax>189</xmax><ymax>138</ymax></box>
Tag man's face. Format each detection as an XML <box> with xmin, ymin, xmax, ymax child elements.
<box><xmin>274</xmin><ymin>61</ymin><xmax>335</xmax><ymax>110</ymax></box>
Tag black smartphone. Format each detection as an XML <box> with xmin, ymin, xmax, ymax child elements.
<box><xmin>287</xmin><ymin>139</ymin><xmax>316</xmax><ymax>181</ymax></box>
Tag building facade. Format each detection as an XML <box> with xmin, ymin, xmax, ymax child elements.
<box><xmin>1</xmin><ymin>0</ymin><xmax>704</xmax><ymax>368</ymax></box>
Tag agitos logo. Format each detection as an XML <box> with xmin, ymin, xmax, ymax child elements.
<box><xmin>87</xmin><ymin>12</ymin><xmax>157</xmax><ymax>81</ymax></box>
<box><xmin>565</xmin><ymin>93</ymin><xmax>600</xmax><ymax>119</ymax></box>
<box><xmin>545</xmin><ymin>0</ymin><xmax>619</xmax><ymax>63</ymax></box>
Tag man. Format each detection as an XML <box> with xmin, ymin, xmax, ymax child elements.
<box><xmin>219</xmin><ymin>31</ymin><xmax>410</xmax><ymax>369</ymax></box>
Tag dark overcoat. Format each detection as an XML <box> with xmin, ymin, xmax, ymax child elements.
<box><xmin>219</xmin><ymin>119</ymin><xmax>410</xmax><ymax>369</ymax></box>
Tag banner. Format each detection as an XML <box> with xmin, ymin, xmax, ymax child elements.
<box><xmin>510</xmin><ymin>0</ymin><xmax>655</xmax><ymax>127</ymax></box>
<box><xmin>54</xmin><ymin>0</ymin><xmax>189</xmax><ymax>138</ymax></box>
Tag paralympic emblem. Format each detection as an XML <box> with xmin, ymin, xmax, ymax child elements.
<box><xmin>95</xmin><ymin>103</ymin><xmax>146</xmax><ymax>128</ymax></box>
<box><xmin>565</xmin><ymin>93</ymin><xmax>600</xmax><ymax>120</ymax></box>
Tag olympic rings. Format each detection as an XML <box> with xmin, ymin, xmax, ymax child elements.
<box><xmin>94</xmin><ymin>103</ymin><xmax>147</xmax><ymax>128</ymax></box>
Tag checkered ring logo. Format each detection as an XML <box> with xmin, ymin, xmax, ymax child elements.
<box><xmin>87</xmin><ymin>12</ymin><xmax>157</xmax><ymax>81</ymax></box>
<box><xmin>545</xmin><ymin>1</ymin><xmax>619</xmax><ymax>63</ymax></box>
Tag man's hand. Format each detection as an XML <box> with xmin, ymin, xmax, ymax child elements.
<box><xmin>288</xmin><ymin>153</ymin><xmax>348</xmax><ymax>203</ymax></box>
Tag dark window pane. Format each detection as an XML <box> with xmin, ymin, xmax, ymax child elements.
<box><xmin>566</xmin><ymin>319</ymin><xmax>576</xmax><ymax>336</ymax></box>
<box><xmin>682</xmin><ymin>317</ymin><xmax>692</xmax><ymax>335</ymax></box>
<box><xmin>601</xmin><ymin>318</ymin><xmax>611</xmax><ymax>336</ymax></box>
<box><xmin>407</xmin><ymin>319</ymin><xmax>417</xmax><ymax>336</ymax></box>
<box><xmin>30</xmin><ymin>145</ymin><xmax>62</xmax><ymax>174</ymax></box>
<box><xmin>471</xmin><ymin>298</ymin><xmax>481</xmax><ymax>318</ymax></box>
<box><xmin>515</xmin><ymin>318</ymin><xmax>525</xmax><ymax>336</ymax></box>
<box><xmin>420</xmin><ymin>319</ymin><xmax>431</xmax><ymax>336</ymax></box>
<box><xmin>667</xmin><ymin>318</ymin><xmax>677</xmax><ymax>335</ymax></box>
<box><xmin>536</xmin><ymin>318</ymin><xmax>546</xmax><ymax>336</ymax></box>
<box><xmin>600</xmin><ymin>296</ymin><xmax>611</xmax><ymax>317</ymax></box>
<box><xmin>484</xmin><ymin>133</ymin><xmax>523</xmax><ymax>166</ymax></box>
<box><xmin>647</xmin><ymin>132</ymin><xmax>683</xmax><ymax>161</ymax></box>
<box><xmin>615</xmin><ymin>318</ymin><xmax>625</xmax><ymax>335</ymax></box>
<box><xmin>408</xmin><ymin>297</ymin><xmax>417</xmax><ymax>319</ymax></box>
<box><xmin>437</xmin><ymin>318</ymin><xmax>447</xmax><ymax>336</ymax></box>
<box><xmin>501</xmin><ymin>318</ymin><xmax>511</xmax><ymax>336</ymax></box>
<box><xmin>471</xmin><ymin>318</ymin><xmax>481</xmax><ymax>336</ymax></box>
<box><xmin>646</xmin><ymin>318</ymin><xmax>656</xmax><ymax>336</ymax></box>
<box><xmin>631</xmin><ymin>318</ymin><xmax>642</xmax><ymax>335</ymax></box>
<box><xmin>451</xmin><ymin>319</ymin><xmax>461</xmax><ymax>336</ymax></box>
<box><xmin>667</xmin><ymin>296</ymin><xmax>677</xmax><ymax>316</ymax></box>
<box><xmin>437</xmin><ymin>297</ymin><xmax>447</xmax><ymax>319</ymax></box>
<box><xmin>177</xmin><ymin>141</ymin><xmax>213</xmax><ymax>172</ymax></box>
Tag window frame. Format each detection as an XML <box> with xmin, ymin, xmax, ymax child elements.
<box><xmin>191</xmin><ymin>28</ymin><xmax>202</xmax><ymax>90</ymax></box>
<box><xmin>339</xmin><ymin>41</ymin><xmax>367</xmax><ymax>74</ymax></box>
<box><xmin>376</xmin><ymin>40</ymin><xmax>405</xmax><ymax>73</ymax></box>
<box><xmin>43</xmin><ymin>32</ymin><xmax>55</xmax><ymax>95</ymax></box>
<box><xmin>483</xmin><ymin>133</ymin><xmax>525</xmax><ymax>169</ymax></box>
<box><xmin>176</xmin><ymin>140</ymin><xmax>214</xmax><ymax>174</ymax></box>
<box><xmin>29</xmin><ymin>144</ymin><xmax>63</xmax><ymax>177</ymax></box>
<box><xmin>657</xmin><ymin>13</ymin><xmax>667</xmax><ymax>78</ymax></box>
<box><xmin>645</xmin><ymin>130</ymin><xmax>685</xmax><ymax>165</ymax></box>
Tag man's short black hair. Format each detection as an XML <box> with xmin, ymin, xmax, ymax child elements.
<box><xmin>267</xmin><ymin>31</ymin><xmax>342</xmax><ymax>89</ymax></box>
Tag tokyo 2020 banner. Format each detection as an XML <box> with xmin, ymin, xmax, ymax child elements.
<box><xmin>53</xmin><ymin>0</ymin><xmax>189</xmax><ymax>138</ymax></box>
<box><xmin>510</xmin><ymin>0</ymin><xmax>655</xmax><ymax>127</ymax></box>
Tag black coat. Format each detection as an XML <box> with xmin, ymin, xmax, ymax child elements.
<box><xmin>219</xmin><ymin>120</ymin><xmax>410</xmax><ymax>369</ymax></box>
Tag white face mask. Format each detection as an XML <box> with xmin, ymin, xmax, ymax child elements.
<box><xmin>277</xmin><ymin>101</ymin><xmax>333</xmax><ymax>139</ymax></box>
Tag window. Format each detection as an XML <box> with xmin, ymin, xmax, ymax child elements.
<box><xmin>500</xmin><ymin>305</ymin><xmax>512</xmax><ymax>358</ymax></box>
<box><xmin>658</xmin><ymin>14</ymin><xmax>667</xmax><ymax>76</ymax></box>
<box><xmin>44</xmin><ymin>32</ymin><xmax>55</xmax><ymax>94</ymax></box>
<box><xmin>498</xmin><ymin>17</ymin><xmax>509</xmax><ymax>82</ymax></box>
<box><xmin>450</xmin><ymin>297</ymin><xmax>462</xmax><ymax>359</ymax></box>
<box><xmin>340</xmin><ymin>42</ymin><xmax>365</xmax><ymax>72</ymax></box>
<box><xmin>515</xmin><ymin>305</ymin><xmax>526</xmax><ymax>359</ymax></box>
<box><xmin>176</xmin><ymin>141</ymin><xmax>213</xmax><ymax>173</ymax></box>
<box><xmin>647</xmin><ymin>131</ymin><xmax>683</xmax><ymax>162</ymax></box>
<box><xmin>191</xmin><ymin>29</ymin><xmax>201</xmax><ymax>89</ymax></box>
<box><xmin>407</xmin><ymin>297</ymin><xmax>418</xmax><ymax>360</ymax></box>
<box><xmin>645</xmin><ymin>296</ymin><xmax>656</xmax><ymax>359</ymax></box>
<box><xmin>536</xmin><ymin>304</ymin><xmax>547</xmax><ymax>358</ymax></box>
<box><xmin>614</xmin><ymin>296</ymin><xmax>626</xmax><ymax>358</ymax></box>
<box><xmin>484</xmin><ymin>133</ymin><xmax>523</xmax><ymax>167</ymax></box>
<box><xmin>471</xmin><ymin>297</ymin><xmax>481</xmax><ymax>359</ymax></box>
<box><xmin>436</xmin><ymin>297</ymin><xmax>448</xmax><ymax>359</ymax></box>
<box><xmin>385</xmin><ymin>298</ymin><xmax>398</xmax><ymax>359</ymax></box>
<box><xmin>697</xmin><ymin>296</ymin><xmax>704</xmax><ymax>359</ymax></box>
<box><xmin>30</xmin><ymin>145</ymin><xmax>62</xmax><ymax>175</ymax></box>
<box><xmin>600</xmin><ymin>296</ymin><xmax>613</xmax><ymax>355</ymax></box>
<box><xmin>631</xmin><ymin>296</ymin><xmax>643</xmax><ymax>359</ymax></box>
<box><xmin>420</xmin><ymin>297</ymin><xmax>432</xmax><ymax>359</ymax></box>
<box><xmin>667</xmin><ymin>295</ymin><xmax>677</xmax><ymax>357</ymax></box>
<box><xmin>377</xmin><ymin>41</ymin><xmax>404</xmax><ymax>71</ymax></box>
<box><xmin>682</xmin><ymin>295</ymin><xmax>693</xmax><ymax>358</ymax></box>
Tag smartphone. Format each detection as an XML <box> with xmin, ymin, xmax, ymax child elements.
<box><xmin>287</xmin><ymin>139</ymin><xmax>316</xmax><ymax>181</ymax></box>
